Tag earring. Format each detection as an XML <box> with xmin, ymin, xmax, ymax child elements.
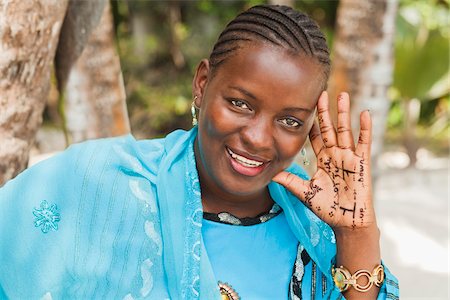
<box><xmin>191</xmin><ymin>96</ymin><xmax>199</xmax><ymax>126</ymax></box>
<box><xmin>301</xmin><ymin>148</ymin><xmax>310</xmax><ymax>166</ymax></box>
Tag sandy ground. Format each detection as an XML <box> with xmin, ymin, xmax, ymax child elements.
<box><xmin>376</xmin><ymin>161</ymin><xmax>449</xmax><ymax>299</ymax></box>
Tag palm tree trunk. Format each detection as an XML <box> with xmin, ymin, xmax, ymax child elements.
<box><xmin>168</xmin><ymin>1</ymin><xmax>186</xmax><ymax>70</ymax></box>
<box><xmin>0</xmin><ymin>0</ymin><xmax>69</xmax><ymax>186</ymax></box>
<box><xmin>327</xmin><ymin>0</ymin><xmax>398</xmax><ymax>179</ymax></box>
<box><xmin>268</xmin><ymin>0</ymin><xmax>294</xmax><ymax>6</ymax></box>
<box><xmin>64</xmin><ymin>2</ymin><xmax>130</xmax><ymax>143</ymax></box>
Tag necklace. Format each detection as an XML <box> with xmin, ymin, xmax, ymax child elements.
<box><xmin>218</xmin><ymin>281</ymin><xmax>240</xmax><ymax>300</ymax></box>
<box><xmin>203</xmin><ymin>203</ymin><xmax>282</xmax><ymax>226</ymax></box>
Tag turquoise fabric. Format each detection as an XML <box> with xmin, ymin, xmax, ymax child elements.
<box><xmin>202</xmin><ymin>212</ymin><xmax>298</xmax><ymax>299</ymax></box>
<box><xmin>0</xmin><ymin>128</ymin><xmax>399</xmax><ymax>299</ymax></box>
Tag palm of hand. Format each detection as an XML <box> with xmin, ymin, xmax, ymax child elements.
<box><xmin>273</xmin><ymin>92</ymin><xmax>375</xmax><ymax>230</ymax></box>
<box><xmin>306</xmin><ymin>147</ymin><xmax>374</xmax><ymax>229</ymax></box>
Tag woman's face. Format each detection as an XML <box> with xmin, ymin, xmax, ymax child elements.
<box><xmin>194</xmin><ymin>44</ymin><xmax>324</xmax><ymax>199</ymax></box>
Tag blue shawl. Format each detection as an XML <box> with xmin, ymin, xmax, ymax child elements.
<box><xmin>0</xmin><ymin>128</ymin><xmax>398</xmax><ymax>299</ymax></box>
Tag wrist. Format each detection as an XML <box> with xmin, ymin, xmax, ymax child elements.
<box><xmin>334</xmin><ymin>223</ymin><xmax>380</xmax><ymax>241</ymax></box>
<box><xmin>333</xmin><ymin>223</ymin><xmax>382</xmax><ymax>298</ymax></box>
<box><xmin>334</xmin><ymin>223</ymin><xmax>381</xmax><ymax>271</ymax></box>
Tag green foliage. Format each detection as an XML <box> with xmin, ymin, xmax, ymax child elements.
<box><xmin>386</xmin><ymin>99</ymin><xmax>404</xmax><ymax>129</ymax></box>
<box><xmin>393</xmin><ymin>0</ymin><xmax>449</xmax><ymax>100</ymax></box>
<box><xmin>127</xmin><ymin>79</ymin><xmax>191</xmax><ymax>138</ymax></box>
<box><xmin>387</xmin><ymin>0</ymin><xmax>449</xmax><ymax>148</ymax></box>
<box><xmin>110</xmin><ymin>0</ymin><xmax>447</xmax><ymax>152</ymax></box>
<box><xmin>111</xmin><ymin>0</ymin><xmax>340</xmax><ymax>138</ymax></box>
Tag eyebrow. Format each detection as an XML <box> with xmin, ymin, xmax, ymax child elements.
<box><xmin>281</xmin><ymin>107</ymin><xmax>313</xmax><ymax>113</ymax></box>
<box><xmin>229</xmin><ymin>86</ymin><xmax>258</xmax><ymax>100</ymax></box>
<box><xmin>229</xmin><ymin>85</ymin><xmax>313</xmax><ymax>113</ymax></box>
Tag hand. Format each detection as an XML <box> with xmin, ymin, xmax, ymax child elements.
<box><xmin>273</xmin><ymin>91</ymin><xmax>375</xmax><ymax>231</ymax></box>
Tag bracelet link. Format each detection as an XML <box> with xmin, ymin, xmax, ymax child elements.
<box><xmin>332</xmin><ymin>264</ymin><xmax>384</xmax><ymax>293</ymax></box>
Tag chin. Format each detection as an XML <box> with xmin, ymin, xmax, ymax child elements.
<box><xmin>215</xmin><ymin>167</ymin><xmax>274</xmax><ymax>197</ymax></box>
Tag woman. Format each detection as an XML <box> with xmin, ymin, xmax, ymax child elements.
<box><xmin>0</xmin><ymin>4</ymin><xmax>399</xmax><ymax>300</ymax></box>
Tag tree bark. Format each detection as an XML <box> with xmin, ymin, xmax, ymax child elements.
<box><xmin>168</xmin><ymin>1</ymin><xmax>186</xmax><ymax>70</ymax></box>
<box><xmin>403</xmin><ymin>98</ymin><xmax>421</xmax><ymax>166</ymax></box>
<box><xmin>0</xmin><ymin>0</ymin><xmax>69</xmax><ymax>185</ymax></box>
<box><xmin>268</xmin><ymin>0</ymin><xmax>294</xmax><ymax>7</ymax></box>
<box><xmin>55</xmin><ymin>0</ymin><xmax>107</xmax><ymax>92</ymax></box>
<box><xmin>64</xmin><ymin>2</ymin><xmax>130</xmax><ymax>143</ymax></box>
<box><xmin>130</xmin><ymin>8</ymin><xmax>149</xmax><ymax>62</ymax></box>
<box><xmin>327</xmin><ymin>0</ymin><xmax>398</xmax><ymax>178</ymax></box>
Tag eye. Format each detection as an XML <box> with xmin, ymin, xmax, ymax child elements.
<box><xmin>279</xmin><ymin>117</ymin><xmax>302</xmax><ymax>128</ymax></box>
<box><xmin>230</xmin><ymin>99</ymin><xmax>251</xmax><ymax>110</ymax></box>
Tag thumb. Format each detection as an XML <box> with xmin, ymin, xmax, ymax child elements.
<box><xmin>272</xmin><ymin>171</ymin><xmax>309</xmax><ymax>201</ymax></box>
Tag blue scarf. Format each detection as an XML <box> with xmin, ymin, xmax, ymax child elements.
<box><xmin>0</xmin><ymin>128</ymin><xmax>397</xmax><ymax>299</ymax></box>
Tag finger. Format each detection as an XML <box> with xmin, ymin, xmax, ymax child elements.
<box><xmin>272</xmin><ymin>171</ymin><xmax>309</xmax><ymax>200</ymax></box>
<box><xmin>317</xmin><ymin>91</ymin><xmax>337</xmax><ymax>148</ymax></box>
<box><xmin>337</xmin><ymin>92</ymin><xmax>355</xmax><ymax>150</ymax></box>
<box><xmin>355</xmin><ymin>110</ymin><xmax>372</xmax><ymax>159</ymax></box>
<box><xmin>309</xmin><ymin>121</ymin><xmax>324</xmax><ymax>157</ymax></box>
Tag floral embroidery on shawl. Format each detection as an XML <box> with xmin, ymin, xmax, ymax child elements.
<box><xmin>33</xmin><ymin>200</ymin><xmax>60</xmax><ymax>233</ymax></box>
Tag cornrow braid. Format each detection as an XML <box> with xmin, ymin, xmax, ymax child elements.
<box><xmin>209</xmin><ymin>4</ymin><xmax>330</xmax><ymax>86</ymax></box>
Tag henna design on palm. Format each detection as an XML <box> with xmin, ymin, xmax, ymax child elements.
<box><xmin>273</xmin><ymin>92</ymin><xmax>375</xmax><ymax>230</ymax></box>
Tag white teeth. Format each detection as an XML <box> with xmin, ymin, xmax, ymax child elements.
<box><xmin>227</xmin><ymin>148</ymin><xmax>264</xmax><ymax>167</ymax></box>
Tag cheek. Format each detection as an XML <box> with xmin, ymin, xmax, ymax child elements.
<box><xmin>201</xmin><ymin>103</ymin><xmax>241</xmax><ymax>139</ymax></box>
<box><xmin>275</xmin><ymin>129</ymin><xmax>311</xmax><ymax>168</ymax></box>
<box><xmin>276</xmin><ymin>135</ymin><xmax>305</xmax><ymax>160</ymax></box>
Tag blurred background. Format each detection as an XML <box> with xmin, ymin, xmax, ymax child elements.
<box><xmin>1</xmin><ymin>0</ymin><xmax>448</xmax><ymax>298</ymax></box>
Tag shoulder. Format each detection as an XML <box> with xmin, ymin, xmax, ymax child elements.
<box><xmin>0</xmin><ymin>133</ymin><xmax>170</xmax><ymax>242</ymax></box>
<box><xmin>0</xmin><ymin>134</ymin><xmax>171</xmax><ymax>298</ymax></box>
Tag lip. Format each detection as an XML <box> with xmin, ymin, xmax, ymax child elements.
<box><xmin>226</xmin><ymin>146</ymin><xmax>271</xmax><ymax>177</ymax></box>
<box><xmin>226</xmin><ymin>146</ymin><xmax>271</xmax><ymax>163</ymax></box>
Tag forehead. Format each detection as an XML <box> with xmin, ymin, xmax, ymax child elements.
<box><xmin>210</xmin><ymin>43</ymin><xmax>324</xmax><ymax>105</ymax></box>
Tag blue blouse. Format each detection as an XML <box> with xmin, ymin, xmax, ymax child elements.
<box><xmin>203</xmin><ymin>212</ymin><xmax>298</xmax><ymax>299</ymax></box>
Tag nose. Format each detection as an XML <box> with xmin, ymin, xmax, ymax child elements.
<box><xmin>240</xmin><ymin>116</ymin><xmax>274</xmax><ymax>153</ymax></box>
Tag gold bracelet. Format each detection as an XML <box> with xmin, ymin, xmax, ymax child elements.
<box><xmin>332</xmin><ymin>264</ymin><xmax>384</xmax><ymax>292</ymax></box>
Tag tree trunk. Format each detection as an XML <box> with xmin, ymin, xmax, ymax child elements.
<box><xmin>327</xmin><ymin>0</ymin><xmax>398</xmax><ymax>179</ymax></box>
<box><xmin>0</xmin><ymin>0</ymin><xmax>69</xmax><ymax>186</ymax></box>
<box><xmin>130</xmin><ymin>9</ymin><xmax>149</xmax><ymax>62</ymax></box>
<box><xmin>403</xmin><ymin>98</ymin><xmax>421</xmax><ymax>166</ymax></box>
<box><xmin>168</xmin><ymin>1</ymin><xmax>186</xmax><ymax>70</ymax></box>
<box><xmin>268</xmin><ymin>0</ymin><xmax>294</xmax><ymax>6</ymax></box>
<box><xmin>64</xmin><ymin>2</ymin><xmax>130</xmax><ymax>143</ymax></box>
<box><xmin>55</xmin><ymin>0</ymin><xmax>107</xmax><ymax>92</ymax></box>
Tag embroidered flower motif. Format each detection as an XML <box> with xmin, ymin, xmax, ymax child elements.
<box><xmin>33</xmin><ymin>200</ymin><xmax>60</xmax><ymax>233</ymax></box>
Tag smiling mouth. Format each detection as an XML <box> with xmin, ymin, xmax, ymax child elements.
<box><xmin>226</xmin><ymin>148</ymin><xmax>265</xmax><ymax>167</ymax></box>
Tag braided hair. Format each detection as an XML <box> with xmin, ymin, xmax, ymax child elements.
<box><xmin>209</xmin><ymin>4</ymin><xmax>330</xmax><ymax>88</ymax></box>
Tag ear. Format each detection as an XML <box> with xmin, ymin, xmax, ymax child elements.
<box><xmin>192</xmin><ymin>59</ymin><xmax>210</xmax><ymax>108</ymax></box>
